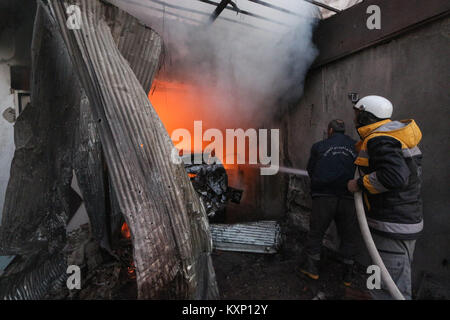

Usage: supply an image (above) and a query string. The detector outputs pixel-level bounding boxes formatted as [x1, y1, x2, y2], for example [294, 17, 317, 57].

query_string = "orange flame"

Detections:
[148, 79, 242, 189]
[121, 222, 131, 239]
[127, 261, 136, 279]
[148, 79, 233, 157]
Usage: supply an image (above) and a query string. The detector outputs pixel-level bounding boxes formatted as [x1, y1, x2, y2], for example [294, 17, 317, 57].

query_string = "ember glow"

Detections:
[127, 262, 136, 279]
[121, 222, 131, 239]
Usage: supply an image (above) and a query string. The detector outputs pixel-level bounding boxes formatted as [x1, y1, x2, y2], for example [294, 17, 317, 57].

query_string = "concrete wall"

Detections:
[281, 15, 450, 283]
[0, 0, 35, 223]
[0, 62, 15, 222]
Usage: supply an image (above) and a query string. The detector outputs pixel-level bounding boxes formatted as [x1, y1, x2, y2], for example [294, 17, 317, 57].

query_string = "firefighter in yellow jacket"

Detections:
[347, 95, 423, 300]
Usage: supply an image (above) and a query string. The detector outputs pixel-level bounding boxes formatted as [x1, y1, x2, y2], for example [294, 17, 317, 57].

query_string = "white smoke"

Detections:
[106, 0, 319, 127]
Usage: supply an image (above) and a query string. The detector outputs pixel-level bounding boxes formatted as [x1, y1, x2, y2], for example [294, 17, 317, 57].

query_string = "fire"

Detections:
[127, 262, 136, 279]
[148, 78, 243, 195]
[149, 80, 203, 152]
[121, 222, 131, 239]
[148, 79, 234, 159]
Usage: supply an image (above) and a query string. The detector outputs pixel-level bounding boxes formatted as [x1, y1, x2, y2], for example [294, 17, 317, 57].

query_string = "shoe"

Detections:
[299, 255, 319, 280]
[343, 263, 354, 287]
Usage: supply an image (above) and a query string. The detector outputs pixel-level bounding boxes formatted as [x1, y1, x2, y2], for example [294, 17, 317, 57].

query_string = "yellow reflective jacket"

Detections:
[355, 119, 424, 240]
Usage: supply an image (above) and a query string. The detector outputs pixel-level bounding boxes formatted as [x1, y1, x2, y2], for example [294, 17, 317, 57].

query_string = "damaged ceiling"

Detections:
[107, 0, 319, 34]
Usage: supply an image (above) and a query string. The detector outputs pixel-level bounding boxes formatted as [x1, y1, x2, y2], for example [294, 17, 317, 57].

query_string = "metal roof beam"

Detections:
[142, 0, 275, 32]
[304, 0, 341, 13]
[247, 0, 300, 16]
[209, 0, 232, 23]
[198, 0, 289, 26]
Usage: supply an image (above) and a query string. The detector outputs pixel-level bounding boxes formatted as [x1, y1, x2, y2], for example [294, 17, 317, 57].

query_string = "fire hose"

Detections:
[354, 169, 405, 300]
[284, 166, 405, 299]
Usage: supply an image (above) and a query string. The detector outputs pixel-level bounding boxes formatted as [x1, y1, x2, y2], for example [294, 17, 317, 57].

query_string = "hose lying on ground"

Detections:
[354, 170, 405, 300]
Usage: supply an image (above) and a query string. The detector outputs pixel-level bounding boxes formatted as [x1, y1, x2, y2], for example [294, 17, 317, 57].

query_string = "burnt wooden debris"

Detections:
[0, 0, 219, 299]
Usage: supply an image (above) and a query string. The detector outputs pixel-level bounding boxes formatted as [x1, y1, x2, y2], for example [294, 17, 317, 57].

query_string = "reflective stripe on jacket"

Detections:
[355, 119, 424, 240]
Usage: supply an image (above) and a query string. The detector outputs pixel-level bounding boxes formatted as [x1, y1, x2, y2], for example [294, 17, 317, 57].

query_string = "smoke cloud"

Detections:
[106, 0, 319, 128]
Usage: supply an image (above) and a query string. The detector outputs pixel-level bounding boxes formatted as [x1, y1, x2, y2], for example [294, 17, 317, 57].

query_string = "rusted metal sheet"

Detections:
[49, 0, 218, 299]
[211, 221, 282, 254]
[313, 0, 450, 67]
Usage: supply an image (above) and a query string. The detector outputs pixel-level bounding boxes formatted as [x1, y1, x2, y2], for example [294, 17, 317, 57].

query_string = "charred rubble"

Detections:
[183, 155, 243, 222]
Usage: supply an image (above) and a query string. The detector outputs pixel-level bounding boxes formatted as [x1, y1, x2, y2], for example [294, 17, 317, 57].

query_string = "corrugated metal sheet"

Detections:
[210, 221, 281, 254]
[0, 256, 15, 276]
[0, 253, 67, 300]
[49, 0, 218, 299]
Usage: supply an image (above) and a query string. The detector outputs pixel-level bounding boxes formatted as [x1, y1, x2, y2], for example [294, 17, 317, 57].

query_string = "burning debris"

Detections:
[183, 154, 243, 222]
[45, 224, 138, 300]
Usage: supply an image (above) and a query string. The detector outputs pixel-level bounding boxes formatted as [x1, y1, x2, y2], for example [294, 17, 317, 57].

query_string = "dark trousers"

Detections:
[305, 196, 358, 262]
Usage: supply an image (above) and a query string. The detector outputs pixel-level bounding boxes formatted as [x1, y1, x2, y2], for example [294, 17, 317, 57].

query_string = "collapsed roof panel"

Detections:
[1, 0, 220, 300]
[48, 0, 219, 299]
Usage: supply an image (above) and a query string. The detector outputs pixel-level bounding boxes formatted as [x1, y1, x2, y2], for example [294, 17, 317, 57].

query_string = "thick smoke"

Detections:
[107, 0, 319, 127]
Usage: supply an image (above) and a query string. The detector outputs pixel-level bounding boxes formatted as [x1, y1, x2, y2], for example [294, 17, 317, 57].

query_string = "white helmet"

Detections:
[354, 95, 393, 119]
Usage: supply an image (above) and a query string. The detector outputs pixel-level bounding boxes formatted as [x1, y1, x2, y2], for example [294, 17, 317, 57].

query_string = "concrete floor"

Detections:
[212, 250, 372, 300]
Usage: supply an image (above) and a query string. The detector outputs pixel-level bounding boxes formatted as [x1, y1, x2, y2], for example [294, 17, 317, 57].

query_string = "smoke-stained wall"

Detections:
[281, 15, 450, 285]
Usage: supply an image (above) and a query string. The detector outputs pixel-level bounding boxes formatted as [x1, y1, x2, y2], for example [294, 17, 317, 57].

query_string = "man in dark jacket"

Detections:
[347, 95, 423, 300]
[300, 119, 359, 286]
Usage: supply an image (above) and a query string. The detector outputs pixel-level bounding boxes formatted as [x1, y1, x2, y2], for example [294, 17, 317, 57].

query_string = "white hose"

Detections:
[354, 170, 405, 300]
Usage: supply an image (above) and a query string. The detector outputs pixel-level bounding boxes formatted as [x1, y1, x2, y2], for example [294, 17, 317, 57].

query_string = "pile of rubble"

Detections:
[45, 224, 137, 300]
[184, 156, 243, 222]
[44, 158, 243, 299]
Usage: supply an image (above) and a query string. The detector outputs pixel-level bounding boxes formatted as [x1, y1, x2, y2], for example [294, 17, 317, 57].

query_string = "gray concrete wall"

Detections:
[0, 62, 15, 221]
[281, 16, 450, 283]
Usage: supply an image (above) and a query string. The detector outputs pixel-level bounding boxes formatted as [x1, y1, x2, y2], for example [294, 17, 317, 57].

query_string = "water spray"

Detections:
[278, 166, 309, 177]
